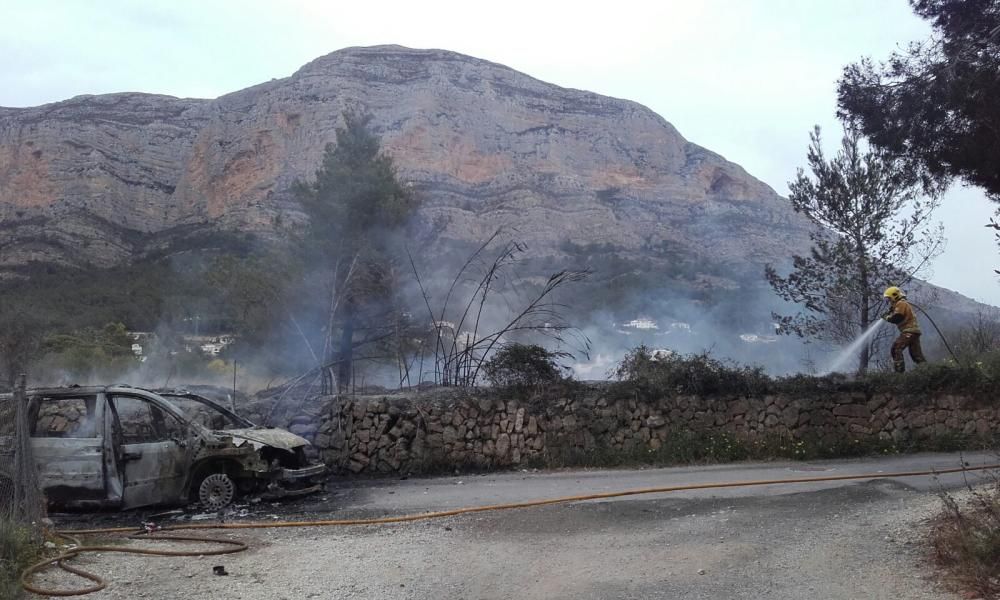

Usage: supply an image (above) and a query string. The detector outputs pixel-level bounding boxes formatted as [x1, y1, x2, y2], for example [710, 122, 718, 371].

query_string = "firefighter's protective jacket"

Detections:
[886, 299, 921, 334]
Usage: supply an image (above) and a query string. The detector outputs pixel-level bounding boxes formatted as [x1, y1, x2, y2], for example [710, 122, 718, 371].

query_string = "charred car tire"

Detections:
[196, 472, 237, 510]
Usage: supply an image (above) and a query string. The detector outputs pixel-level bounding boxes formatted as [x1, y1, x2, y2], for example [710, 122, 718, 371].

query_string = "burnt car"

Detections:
[0, 385, 325, 510]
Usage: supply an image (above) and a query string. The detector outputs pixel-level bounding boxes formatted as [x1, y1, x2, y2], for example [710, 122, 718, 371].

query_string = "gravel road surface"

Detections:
[36, 452, 993, 599]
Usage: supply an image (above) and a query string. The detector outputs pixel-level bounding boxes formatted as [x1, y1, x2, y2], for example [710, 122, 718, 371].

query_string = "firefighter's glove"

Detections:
[881, 313, 892, 321]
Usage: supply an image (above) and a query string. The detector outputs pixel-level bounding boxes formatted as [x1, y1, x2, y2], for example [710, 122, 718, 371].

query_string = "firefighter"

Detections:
[882, 286, 926, 373]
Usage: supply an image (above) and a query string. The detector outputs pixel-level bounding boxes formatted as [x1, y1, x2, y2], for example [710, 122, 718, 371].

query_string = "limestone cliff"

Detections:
[0, 45, 811, 278]
[3, 45, 987, 320]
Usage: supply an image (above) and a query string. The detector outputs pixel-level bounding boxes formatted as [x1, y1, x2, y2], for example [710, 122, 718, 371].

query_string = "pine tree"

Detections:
[765, 126, 943, 374]
[296, 112, 415, 391]
[837, 0, 1000, 200]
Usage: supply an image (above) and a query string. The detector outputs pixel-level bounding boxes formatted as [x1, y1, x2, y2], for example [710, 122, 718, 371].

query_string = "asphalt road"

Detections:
[327, 451, 996, 514]
[41, 452, 993, 599]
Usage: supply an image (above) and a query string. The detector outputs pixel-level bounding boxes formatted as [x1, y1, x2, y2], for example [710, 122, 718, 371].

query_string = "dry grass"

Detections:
[931, 474, 1000, 599]
[0, 518, 38, 599]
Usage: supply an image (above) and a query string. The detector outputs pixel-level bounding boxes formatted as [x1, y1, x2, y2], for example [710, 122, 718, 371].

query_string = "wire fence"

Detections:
[0, 375, 45, 528]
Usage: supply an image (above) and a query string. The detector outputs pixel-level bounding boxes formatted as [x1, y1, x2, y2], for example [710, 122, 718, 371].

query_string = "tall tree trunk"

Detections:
[857, 244, 871, 376]
[321, 262, 341, 395]
[857, 285, 871, 376]
[858, 309, 870, 375]
[321, 254, 358, 394]
[337, 300, 355, 392]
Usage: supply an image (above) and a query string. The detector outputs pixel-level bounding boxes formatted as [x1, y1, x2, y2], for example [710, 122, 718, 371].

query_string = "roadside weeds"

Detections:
[931, 470, 1000, 599]
[0, 518, 39, 599]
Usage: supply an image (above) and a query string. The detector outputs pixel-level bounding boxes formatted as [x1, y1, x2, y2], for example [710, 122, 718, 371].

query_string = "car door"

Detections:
[109, 394, 192, 509]
[29, 393, 108, 507]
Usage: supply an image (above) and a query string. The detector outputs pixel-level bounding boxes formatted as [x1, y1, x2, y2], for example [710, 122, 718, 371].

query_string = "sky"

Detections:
[1, 0, 997, 305]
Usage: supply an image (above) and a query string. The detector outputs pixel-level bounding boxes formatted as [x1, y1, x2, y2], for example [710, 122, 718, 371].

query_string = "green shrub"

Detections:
[861, 351, 1000, 400]
[609, 345, 1000, 401]
[37, 322, 138, 381]
[483, 344, 568, 390]
[611, 346, 770, 397]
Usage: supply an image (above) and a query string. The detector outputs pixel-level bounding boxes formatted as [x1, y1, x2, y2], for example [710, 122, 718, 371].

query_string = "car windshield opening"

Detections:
[161, 395, 252, 430]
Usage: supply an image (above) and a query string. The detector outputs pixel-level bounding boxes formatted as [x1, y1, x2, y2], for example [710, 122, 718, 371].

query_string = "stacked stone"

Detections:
[36, 402, 87, 435]
[245, 384, 1000, 476]
[311, 395, 548, 474]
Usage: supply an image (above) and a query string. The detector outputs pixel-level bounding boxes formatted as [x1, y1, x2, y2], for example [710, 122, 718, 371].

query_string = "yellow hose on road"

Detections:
[23, 462, 1000, 596]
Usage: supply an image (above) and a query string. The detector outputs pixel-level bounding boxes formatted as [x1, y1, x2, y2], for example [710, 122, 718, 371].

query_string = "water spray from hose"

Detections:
[818, 319, 886, 376]
[821, 296, 963, 376]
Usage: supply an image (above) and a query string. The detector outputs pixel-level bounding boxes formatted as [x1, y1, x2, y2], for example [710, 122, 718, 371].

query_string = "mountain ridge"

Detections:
[0, 45, 988, 321]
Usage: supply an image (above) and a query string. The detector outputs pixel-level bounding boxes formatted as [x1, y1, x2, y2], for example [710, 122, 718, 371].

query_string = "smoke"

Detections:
[565, 289, 826, 380]
[18, 170, 984, 395]
[20, 227, 966, 394]
[112, 224, 839, 392]
[379, 217, 840, 383]
[14, 211, 870, 396]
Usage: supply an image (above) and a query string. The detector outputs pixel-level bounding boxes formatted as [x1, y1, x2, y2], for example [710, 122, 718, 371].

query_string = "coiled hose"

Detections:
[22, 462, 1000, 597]
[21, 531, 247, 597]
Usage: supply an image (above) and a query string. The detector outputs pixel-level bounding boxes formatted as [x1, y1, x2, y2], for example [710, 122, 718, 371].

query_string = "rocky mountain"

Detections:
[0, 46, 810, 270]
[0, 45, 987, 320]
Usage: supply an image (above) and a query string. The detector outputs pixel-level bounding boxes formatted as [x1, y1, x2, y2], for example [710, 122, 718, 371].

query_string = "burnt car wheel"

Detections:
[198, 473, 236, 510]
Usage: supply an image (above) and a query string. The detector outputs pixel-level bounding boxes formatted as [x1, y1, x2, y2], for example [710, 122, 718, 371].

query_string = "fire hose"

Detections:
[20, 532, 247, 597]
[22, 461, 1000, 597]
[909, 302, 963, 365]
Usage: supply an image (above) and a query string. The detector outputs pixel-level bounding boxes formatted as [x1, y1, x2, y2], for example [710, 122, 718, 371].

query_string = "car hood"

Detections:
[215, 428, 310, 451]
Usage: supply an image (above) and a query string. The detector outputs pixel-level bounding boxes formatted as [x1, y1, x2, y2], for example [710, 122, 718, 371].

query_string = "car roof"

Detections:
[19, 385, 193, 419]
[26, 383, 169, 394]
[2, 384, 154, 396]
[26, 385, 108, 395]
[25, 385, 147, 396]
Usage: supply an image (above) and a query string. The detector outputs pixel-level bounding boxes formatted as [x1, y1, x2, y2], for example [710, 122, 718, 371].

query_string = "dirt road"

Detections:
[38, 452, 991, 599]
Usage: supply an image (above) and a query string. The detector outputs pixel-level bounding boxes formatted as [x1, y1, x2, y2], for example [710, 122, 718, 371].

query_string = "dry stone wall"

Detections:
[252, 385, 1000, 475]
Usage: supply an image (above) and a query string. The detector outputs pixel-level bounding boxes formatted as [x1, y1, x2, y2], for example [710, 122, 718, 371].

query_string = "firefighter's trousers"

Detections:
[891, 332, 926, 373]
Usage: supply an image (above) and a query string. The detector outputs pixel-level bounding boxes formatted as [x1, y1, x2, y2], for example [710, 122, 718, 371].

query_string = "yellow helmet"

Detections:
[883, 286, 905, 302]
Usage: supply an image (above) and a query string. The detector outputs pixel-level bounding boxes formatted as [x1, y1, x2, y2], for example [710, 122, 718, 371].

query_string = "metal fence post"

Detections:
[7, 373, 43, 525]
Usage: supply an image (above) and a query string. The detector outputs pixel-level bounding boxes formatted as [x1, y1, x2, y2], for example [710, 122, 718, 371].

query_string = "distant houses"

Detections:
[127, 331, 235, 358]
[623, 318, 658, 330]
